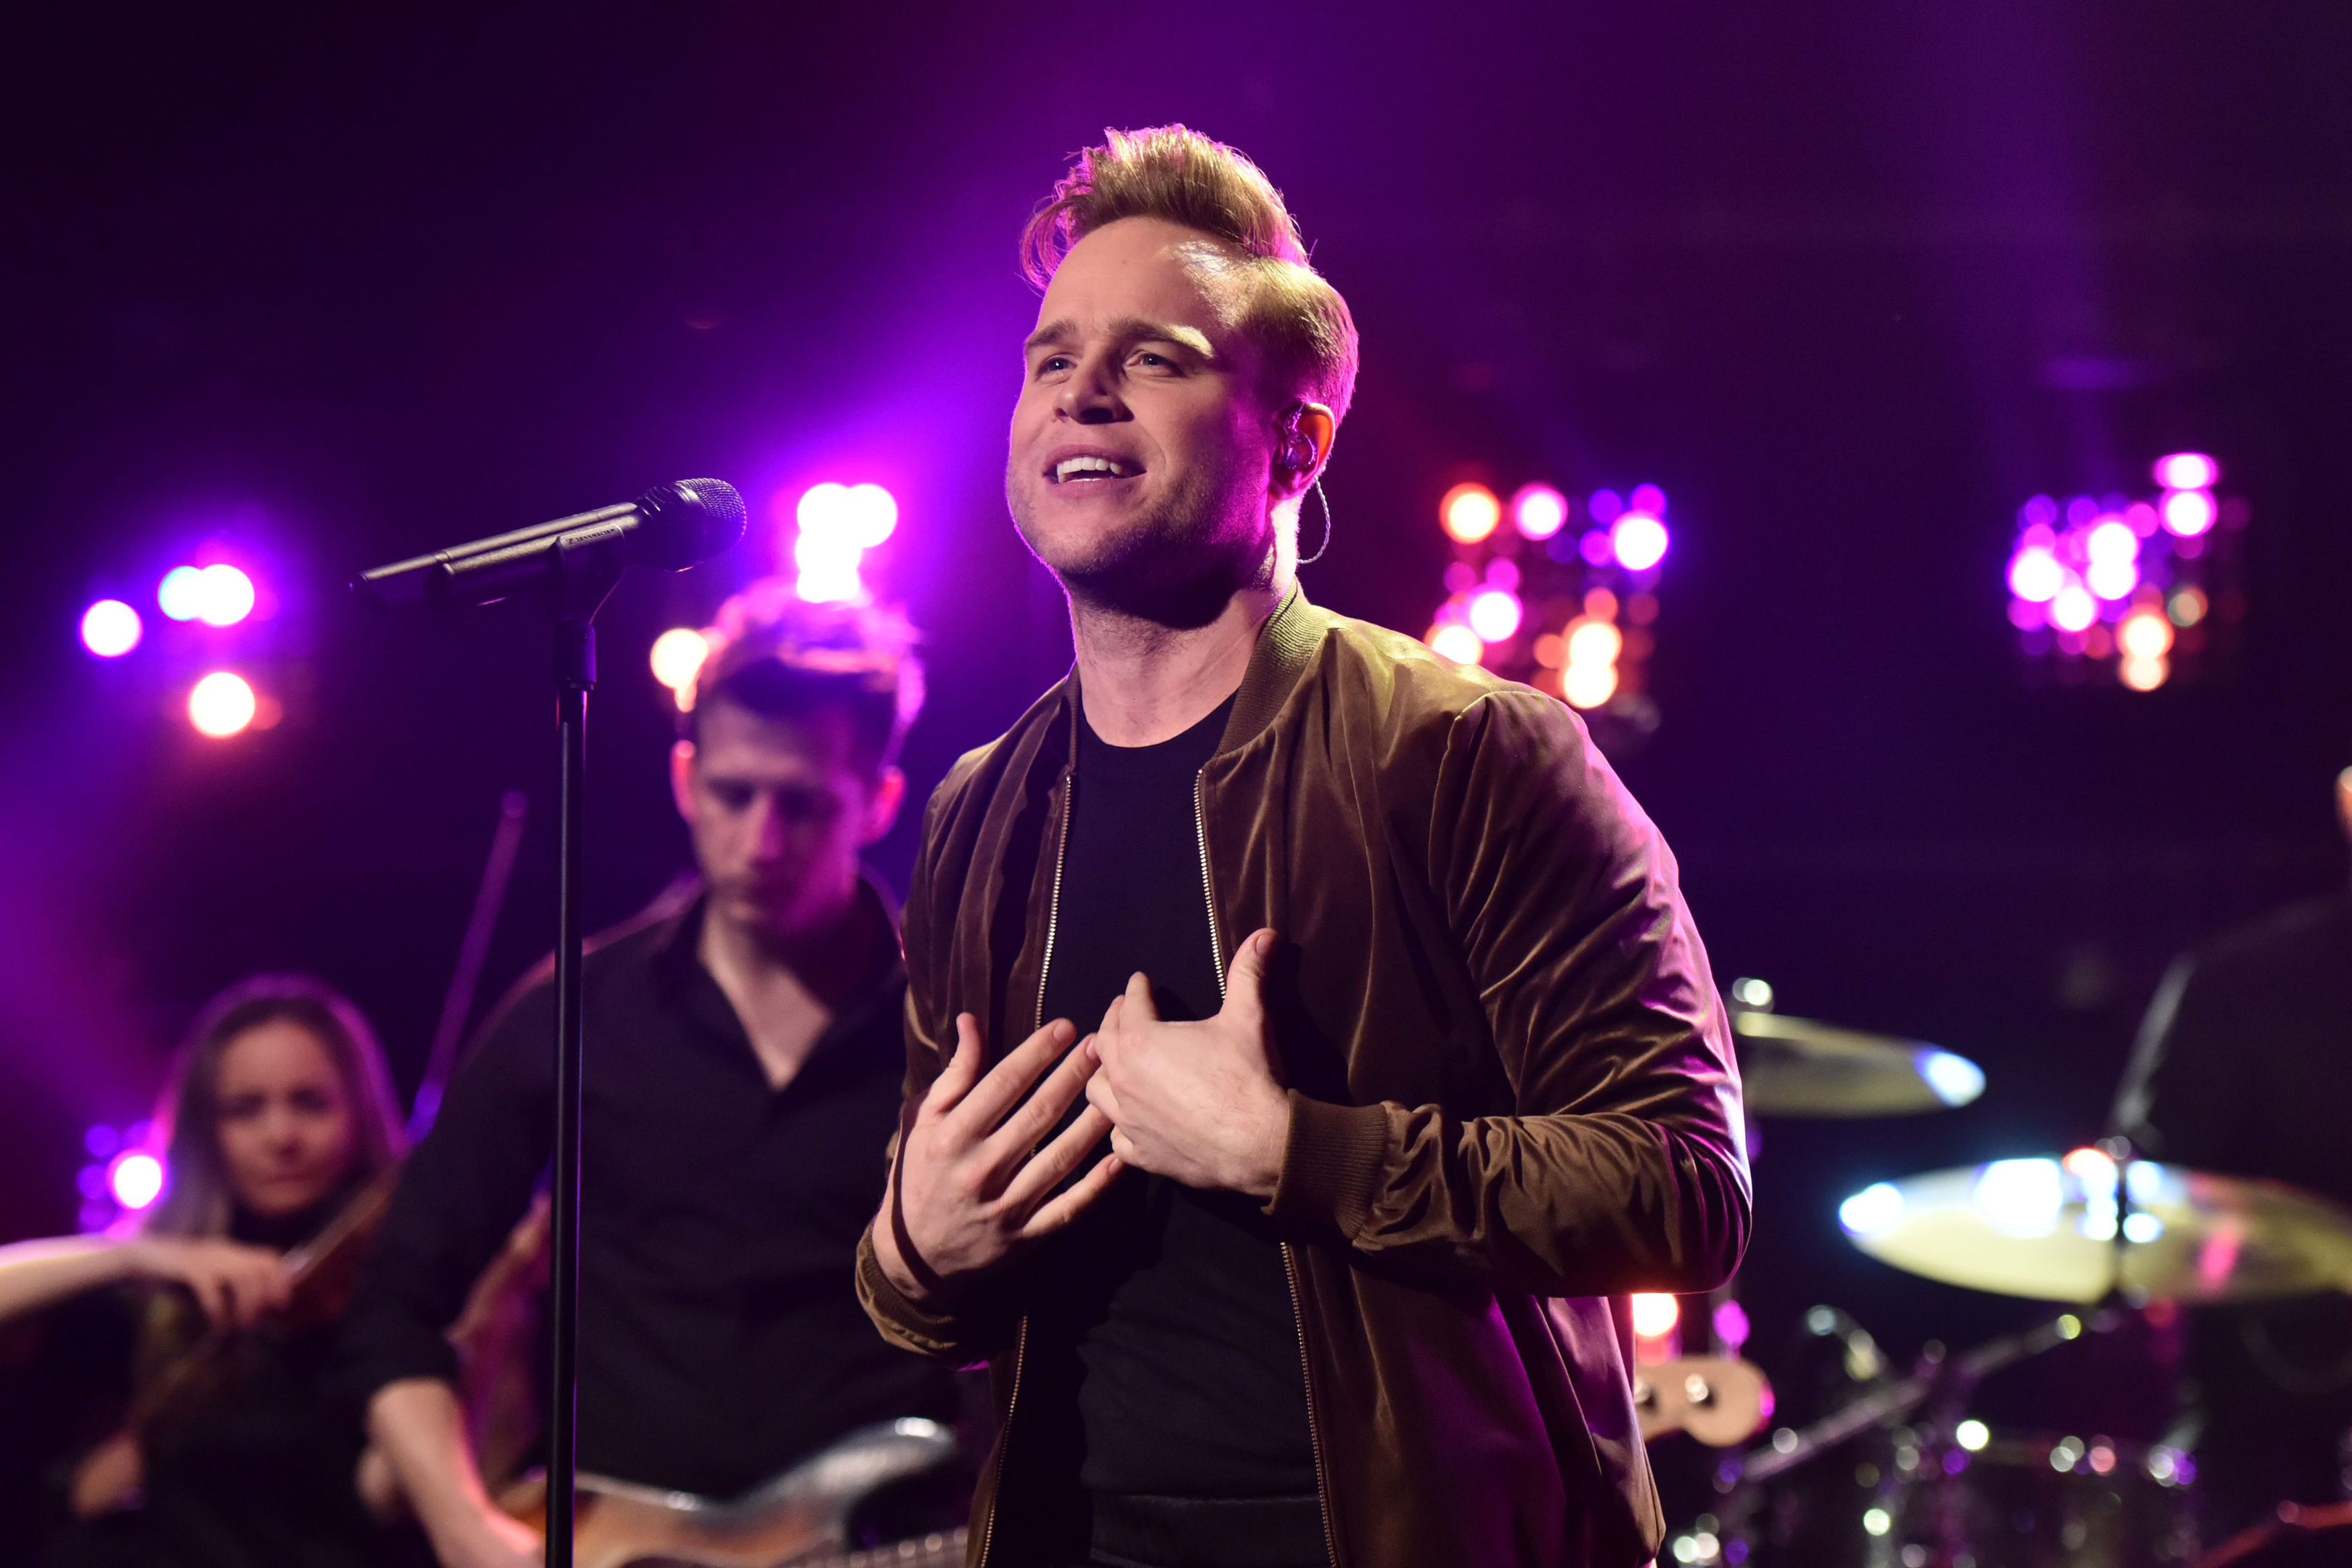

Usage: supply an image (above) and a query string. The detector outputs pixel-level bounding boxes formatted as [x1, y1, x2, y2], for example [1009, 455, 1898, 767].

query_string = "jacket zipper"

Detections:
[1198, 767, 1342, 1567]
[1282, 1243, 1342, 1567]
[983, 772, 1069, 1568]
[976, 1315, 1030, 1568]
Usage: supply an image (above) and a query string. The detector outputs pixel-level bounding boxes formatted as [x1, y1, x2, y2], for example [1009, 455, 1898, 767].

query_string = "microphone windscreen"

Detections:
[634, 478, 747, 570]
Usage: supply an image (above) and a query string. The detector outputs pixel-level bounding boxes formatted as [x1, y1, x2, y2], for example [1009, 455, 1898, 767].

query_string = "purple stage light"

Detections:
[1578, 528, 1614, 566]
[1610, 513, 1669, 572]
[2020, 495, 2059, 528]
[81, 599, 142, 657]
[107, 1151, 164, 1211]
[2154, 452, 2218, 491]
[1587, 489, 1624, 526]
[1510, 484, 1569, 541]
[1628, 483, 1667, 517]
[1466, 587, 1523, 642]
[85, 1124, 120, 1159]
[1442, 561, 1477, 595]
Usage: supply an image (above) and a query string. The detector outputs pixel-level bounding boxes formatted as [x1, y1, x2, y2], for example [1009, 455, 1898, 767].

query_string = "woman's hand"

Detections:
[122, 1236, 293, 1330]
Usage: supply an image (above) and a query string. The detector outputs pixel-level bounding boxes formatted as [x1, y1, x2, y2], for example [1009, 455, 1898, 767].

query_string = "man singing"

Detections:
[345, 589, 957, 1567]
[859, 127, 1751, 1568]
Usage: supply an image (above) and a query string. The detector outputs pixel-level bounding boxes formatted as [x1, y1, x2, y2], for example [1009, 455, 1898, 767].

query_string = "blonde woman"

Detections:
[0, 975, 420, 1567]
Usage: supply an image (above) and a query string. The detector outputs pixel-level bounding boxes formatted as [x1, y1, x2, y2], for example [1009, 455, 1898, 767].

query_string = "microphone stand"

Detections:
[544, 539, 623, 1568]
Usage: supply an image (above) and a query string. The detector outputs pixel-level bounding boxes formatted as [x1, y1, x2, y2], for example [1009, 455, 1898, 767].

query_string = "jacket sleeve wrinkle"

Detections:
[856, 775, 1022, 1365]
[1273, 690, 1750, 1297]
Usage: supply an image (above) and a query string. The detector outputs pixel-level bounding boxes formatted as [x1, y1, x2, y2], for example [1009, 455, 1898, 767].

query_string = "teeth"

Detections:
[1055, 456, 1130, 483]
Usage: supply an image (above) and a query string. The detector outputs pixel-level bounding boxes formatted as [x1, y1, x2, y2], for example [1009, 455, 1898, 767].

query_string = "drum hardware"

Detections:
[1727, 979, 1985, 1120]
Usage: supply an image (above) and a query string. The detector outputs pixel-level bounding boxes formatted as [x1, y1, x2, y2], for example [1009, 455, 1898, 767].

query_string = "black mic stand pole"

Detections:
[546, 540, 623, 1568]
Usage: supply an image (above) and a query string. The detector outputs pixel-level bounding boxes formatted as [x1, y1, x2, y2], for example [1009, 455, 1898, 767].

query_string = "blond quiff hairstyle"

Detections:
[1021, 126, 1359, 423]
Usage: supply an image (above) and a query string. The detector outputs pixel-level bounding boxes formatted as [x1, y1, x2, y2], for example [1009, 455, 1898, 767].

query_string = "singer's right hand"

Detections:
[874, 1014, 1124, 1304]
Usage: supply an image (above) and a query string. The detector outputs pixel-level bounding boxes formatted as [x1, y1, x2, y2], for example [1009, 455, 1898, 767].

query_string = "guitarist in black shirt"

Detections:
[344, 587, 958, 1568]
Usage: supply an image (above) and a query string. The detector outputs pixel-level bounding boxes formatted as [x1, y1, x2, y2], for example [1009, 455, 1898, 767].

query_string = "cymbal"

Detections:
[1731, 1010, 1985, 1117]
[1839, 1152, 2352, 1304]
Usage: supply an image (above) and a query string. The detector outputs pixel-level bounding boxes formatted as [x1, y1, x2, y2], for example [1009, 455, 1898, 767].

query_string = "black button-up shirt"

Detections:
[341, 880, 955, 1498]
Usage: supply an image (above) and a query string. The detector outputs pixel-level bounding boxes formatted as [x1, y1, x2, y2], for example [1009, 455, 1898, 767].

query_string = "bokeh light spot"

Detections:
[2154, 452, 2218, 491]
[1466, 588, 1523, 642]
[107, 1151, 164, 1210]
[1561, 661, 1617, 709]
[158, 565, 207, 621]
[2007, 546, 2063, 603]
[2049, 581, 2098, 633]
[649, 627, 709, 706]
[1510, 484, 1569, 541]
[1439, 483, 1500, 544]
[1428, 623, 1484, 665]
[81, 600, 142, 657]
[1610, 513, 1670, 572]
[2160, 489, 2217, 537]
[1630, 1292, 1680, 1339]
[195, 564, 256, 626]
[2118, 609, 2173, 661]
[188, 671, 258, 738]
[2119, 654, 2170, 692]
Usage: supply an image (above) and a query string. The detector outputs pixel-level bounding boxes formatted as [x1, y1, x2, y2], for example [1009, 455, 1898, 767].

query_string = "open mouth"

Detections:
[1049, 455, 1143, 484]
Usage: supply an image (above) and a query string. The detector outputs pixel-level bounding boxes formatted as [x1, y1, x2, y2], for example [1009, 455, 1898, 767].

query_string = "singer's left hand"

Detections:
[1086, 928, 1289, 1198]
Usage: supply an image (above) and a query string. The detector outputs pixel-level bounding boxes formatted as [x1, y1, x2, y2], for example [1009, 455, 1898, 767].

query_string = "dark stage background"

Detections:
[4, 1, 2348, 1445]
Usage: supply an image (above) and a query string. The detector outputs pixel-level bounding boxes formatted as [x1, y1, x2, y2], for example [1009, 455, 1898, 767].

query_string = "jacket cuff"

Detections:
[854, 1224, 965, 1361]
[1267, 1091, 1389, 1236]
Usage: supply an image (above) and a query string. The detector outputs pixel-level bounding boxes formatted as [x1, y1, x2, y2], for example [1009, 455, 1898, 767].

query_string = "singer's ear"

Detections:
[669, 740, 698, 825]
[861, 765, 907, 847]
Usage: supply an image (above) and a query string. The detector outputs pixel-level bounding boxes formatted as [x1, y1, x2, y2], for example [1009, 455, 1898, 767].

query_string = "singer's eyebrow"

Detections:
[1022, 317, 1217, 360]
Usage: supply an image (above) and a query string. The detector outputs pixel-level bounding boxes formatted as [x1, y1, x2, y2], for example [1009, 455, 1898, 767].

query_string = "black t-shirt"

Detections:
[1031, 695, 1317, 1501]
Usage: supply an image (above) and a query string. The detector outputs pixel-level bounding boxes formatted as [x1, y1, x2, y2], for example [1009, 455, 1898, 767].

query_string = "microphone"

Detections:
[352, 478, 747, 610]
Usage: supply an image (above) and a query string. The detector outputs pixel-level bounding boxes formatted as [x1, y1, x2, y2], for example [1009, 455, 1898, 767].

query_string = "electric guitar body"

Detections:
[502, 1418, 966, 1568]
[1635, 1355, 1773, 1447]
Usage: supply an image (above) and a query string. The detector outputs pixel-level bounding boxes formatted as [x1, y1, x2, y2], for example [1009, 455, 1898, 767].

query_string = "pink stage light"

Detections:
[81, 600, 142, 657]
[107, 1151, 164, 1210]
[1578, 528, 1614, 566]
[188, 671, 258, 738]
[1628, 483, 1667, 517]
[1466, 588, 1523, 642]
[2154, 452, 2219, 491]
[2007, 545, 2064, 603]
[1510, 485, 1569, 541]
[1609, 513, 1670, 572]
[2161, 489, 2217, 537]
[1485, 558, 1521, 592]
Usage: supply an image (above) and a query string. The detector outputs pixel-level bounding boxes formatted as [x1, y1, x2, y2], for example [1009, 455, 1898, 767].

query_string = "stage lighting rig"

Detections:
[1424, 478, 1672, 756]
[2002, 452, 2245, 691]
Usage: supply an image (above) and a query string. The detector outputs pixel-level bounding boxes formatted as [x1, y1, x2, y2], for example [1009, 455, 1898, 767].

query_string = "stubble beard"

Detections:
[1008, 456, 1273, 632]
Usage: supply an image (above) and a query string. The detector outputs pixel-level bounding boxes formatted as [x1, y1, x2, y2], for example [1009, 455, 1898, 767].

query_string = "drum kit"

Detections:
[1643, 981, 2352, 1568]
